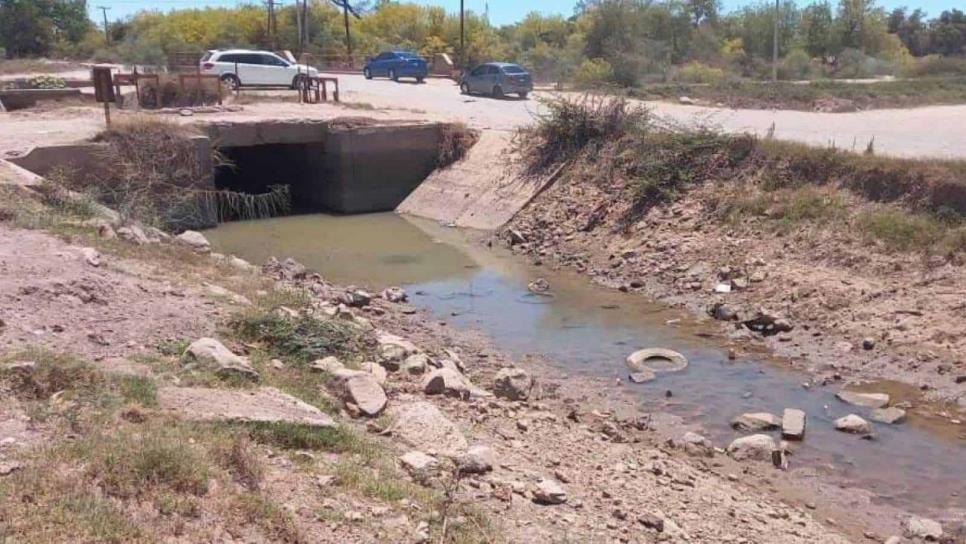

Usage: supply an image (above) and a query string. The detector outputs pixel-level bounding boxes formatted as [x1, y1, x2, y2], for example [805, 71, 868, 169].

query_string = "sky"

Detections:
[89, 0, 964, 29]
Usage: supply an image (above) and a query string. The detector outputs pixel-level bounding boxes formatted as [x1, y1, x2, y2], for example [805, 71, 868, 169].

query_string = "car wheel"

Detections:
[460, 82, 469, 95]
[291, 74, 307, 90]
[363, 67, 372, 79]
[416, 76, 425, 83]
[518, 91, 529, 99]
[492, 85, 504, 98]
[220, 73, 240, 90]
[389, 68, 398, 81]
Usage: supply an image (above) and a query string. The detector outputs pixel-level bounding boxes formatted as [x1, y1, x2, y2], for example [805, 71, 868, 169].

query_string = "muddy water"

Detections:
[208, 213, 965, 516]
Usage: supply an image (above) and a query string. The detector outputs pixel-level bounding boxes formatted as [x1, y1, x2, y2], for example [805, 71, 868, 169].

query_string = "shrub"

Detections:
[779, 49, 812, 80]
[437, 123, 480, 168]
[229, 311, 374, 363]
[674, 62, 725, 84]
[573, 58, 614, 89]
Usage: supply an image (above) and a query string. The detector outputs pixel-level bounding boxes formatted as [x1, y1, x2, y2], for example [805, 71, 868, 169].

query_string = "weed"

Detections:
[212, 432, 263, 490]
[1, 348, 103, 401]
[230, 311, 374, 364]
[229, 493, 304, 543]
[156, 337, 190, 357]
[857, 209, 947, 252]
[116, 375, 158, 407]
[246, 422, 363, 453]
[437, 123, 480, 168]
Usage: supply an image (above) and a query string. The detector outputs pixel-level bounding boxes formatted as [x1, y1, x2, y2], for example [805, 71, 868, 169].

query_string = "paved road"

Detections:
[2, 73, 966, 159]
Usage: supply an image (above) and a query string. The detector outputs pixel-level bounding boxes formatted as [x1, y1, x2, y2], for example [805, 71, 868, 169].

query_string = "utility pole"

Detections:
[342, 0, 352, 59]
[460, 0, 465, 67]
[97, 6, 111, 45]
[772, 0, 779, 81]
[266, 0, 279, 50]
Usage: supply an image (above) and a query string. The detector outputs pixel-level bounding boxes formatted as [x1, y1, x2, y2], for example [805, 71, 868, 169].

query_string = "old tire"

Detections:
[625, 348, 688, 374]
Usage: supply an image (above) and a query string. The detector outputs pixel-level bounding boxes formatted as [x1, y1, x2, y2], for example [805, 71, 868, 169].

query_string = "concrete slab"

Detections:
[158, 386, 336, 427]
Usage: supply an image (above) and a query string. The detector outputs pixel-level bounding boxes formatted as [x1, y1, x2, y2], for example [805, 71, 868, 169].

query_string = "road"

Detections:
[2, 73, 966, 159]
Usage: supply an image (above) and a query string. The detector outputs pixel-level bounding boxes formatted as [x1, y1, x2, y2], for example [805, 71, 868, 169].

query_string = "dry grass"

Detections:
[437, 122, 480, 168]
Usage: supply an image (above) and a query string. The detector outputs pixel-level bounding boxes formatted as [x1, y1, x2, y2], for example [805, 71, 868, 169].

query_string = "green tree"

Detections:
[0, 0, 91, 57]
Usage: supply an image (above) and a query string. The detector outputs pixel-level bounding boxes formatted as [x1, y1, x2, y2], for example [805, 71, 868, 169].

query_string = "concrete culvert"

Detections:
[625, 348, 689, 374]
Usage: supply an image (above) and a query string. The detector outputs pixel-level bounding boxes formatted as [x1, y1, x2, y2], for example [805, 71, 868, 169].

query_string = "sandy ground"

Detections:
[4, 74, 966, 158]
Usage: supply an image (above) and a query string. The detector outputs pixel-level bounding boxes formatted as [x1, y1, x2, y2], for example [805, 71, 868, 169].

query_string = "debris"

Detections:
[781, 408, 806, 440]
[625, 348, 688, 374]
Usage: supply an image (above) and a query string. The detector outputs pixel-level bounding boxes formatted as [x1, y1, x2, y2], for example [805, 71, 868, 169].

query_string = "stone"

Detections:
[361, 361, 388, 385]
[184, 338, 258, 381]
[507, 228, 527, 245]
[726, 434, 776, 462]
[204, 283, 251, 305]
[157, 386, 334, 427]
[310, 356, 344, 373]
[227, 255, 257, 273]
[0, 461, 23, 476]
[884, 537, 901, 544]
[456, 444, 494, 475]
[834, 414, 873, 435]
[862, 337, 876, 350]
[117, 225, 153, 245]
[79, 247, 100, 267]
[97, 223, 116, 239]
[870, 407, 907, 424]
[678, 96, 695, 105]
[380, 286, 407, 303]
[679, 431, 713, 457]
[422, 368, 470, 399]
[399, 451, 438, 473]
[710, 303, 738, 321]
[638, 513, 665, 532]
[836, 391, 890, 409]
[731, 412, 782, 431]
[401, 353, 429, 375]
[903, 516, 943, 541]
[176, 230, 210, 252]
[340, 289, 372, 307]
[533, 479, 567, 505]
[390, 401, 467, 455]
[278, 257, 307, 279]
[492, 367, 534, 401]
[625, 348, 688, 374]
[3, 361, 36, 374]
[781, 408, 806, 440]
[629, 369, 656, 383]
[376, 331, 419, 370]
[343, 375, 387, 417]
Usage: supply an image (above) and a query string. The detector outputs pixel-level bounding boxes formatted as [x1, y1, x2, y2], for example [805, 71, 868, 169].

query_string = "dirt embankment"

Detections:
[500, 98, 966, 415]
[0, 175, 933, 542]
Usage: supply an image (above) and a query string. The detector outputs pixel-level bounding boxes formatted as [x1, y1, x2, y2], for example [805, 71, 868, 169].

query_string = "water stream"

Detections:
[207, 212, 965, 516]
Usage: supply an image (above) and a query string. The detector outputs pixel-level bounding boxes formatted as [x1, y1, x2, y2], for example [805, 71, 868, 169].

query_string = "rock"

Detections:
[903, 516, 943, 541]
[184, 338, 258, 381]
[834, 414, 873, 434]
[679, 431, 713, 457]
[884, 537, 901, 544]
[79, 247, 101, 267]
[360, 361, 387, 385]
[862, 337, 876, 350]
[310, 356, 344, 373]
[836, 391, 890, 409]
[870, 407, 907, 424]
[507, 228, 527, 245]
[157, 386, 334, 427]
[625, 348, 688, 374]
[117, 225, 153, 245]
[176, 230, 210, 252]
[533, 479, 567, 505]
[227, 255, 257, 273]
[422, 368, 471, 399]
[3, 361, 36, 374]
[400, 451, 438, 474]
[678, 96, 695, 105]
[343, 375, 387, 417]
[415, 521, 431, 543]
[710, 302, 738, 321]
[376, 331, 419, 370]
[731, 412, 782, 431]
[638, 513, 665, 532]
[742, 310, 793, 335]
[781, 408, 806, 440]
[726, 434, 776, 462]
[390, 401, 467, 455]
[0, 461, 23, 476]
[492, 367, 534, 401]
[380, 286, 407, 303]
[401, 354, 429, 375]
[456, 444, 494, 475]
[279, 257, 307, 279]
[97, 223, 116, 239]
[629, 369, 656, 383]
[204, 283, 251, 305]
[340, 289, 372, 308]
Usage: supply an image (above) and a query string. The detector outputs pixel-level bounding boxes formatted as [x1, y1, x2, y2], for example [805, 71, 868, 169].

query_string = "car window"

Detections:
[397, 52, 418, 59]
[470, 65, 487, 76]
[501, 65, 526, 74]
[237, 54, 261, 64]
[201, 52, 213, 62]
[377, 52, 393, 61]
[485, 65, 500, 75]
[262, 54, 288, 67]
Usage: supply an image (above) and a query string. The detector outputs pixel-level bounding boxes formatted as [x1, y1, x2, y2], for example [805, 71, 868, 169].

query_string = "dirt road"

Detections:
[3, 74, 966, 159]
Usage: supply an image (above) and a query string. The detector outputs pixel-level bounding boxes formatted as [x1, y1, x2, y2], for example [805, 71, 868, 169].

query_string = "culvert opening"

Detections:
[215, 144, 324, 214]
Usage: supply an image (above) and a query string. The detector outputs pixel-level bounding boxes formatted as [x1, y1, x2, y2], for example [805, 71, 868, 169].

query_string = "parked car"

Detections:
[460, 62, 532, 98]
[200, 49, 317, 89]
[363, 51, 428, 82]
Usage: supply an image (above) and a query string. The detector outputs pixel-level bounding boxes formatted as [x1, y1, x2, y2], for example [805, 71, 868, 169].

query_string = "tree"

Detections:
[801, 1, 834, 57]
[0, 0, 91, 57]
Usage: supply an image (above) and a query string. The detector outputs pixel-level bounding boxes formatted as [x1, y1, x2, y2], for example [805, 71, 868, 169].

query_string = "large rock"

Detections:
[380, 287, 408, 303]
[679, 431, 713, 457]
[390, 401, 467, 455]
[422, 368, 471, 399]
[533, 479, 567, 505]
[726, 434, 777, 461]
[117, 225, 154, 245]
[376, 331, 419, 370]
[310, 356, 345, 374]
[157, 386, 334, 427]
[870, 407, 906, 424]
[835, 391, 890, 409]
[361, 361, 388, 385]
[903, 516, 943, 541]
[834, 414, 873, 434]
[184, 338, 259, 381]
[781, 408, 806, 440]
[343, 375, 387, 417]
[400, 451, 439, 474]
[731, 412, 782, 431]
[176, 230, 211, 253]
[492, 367, 534, 401]
[401, 354, 429, 375]
[455, 444, 494, 475]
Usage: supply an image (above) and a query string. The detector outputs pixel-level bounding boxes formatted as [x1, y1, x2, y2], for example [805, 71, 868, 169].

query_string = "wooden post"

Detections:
[103, 102, 111, 128]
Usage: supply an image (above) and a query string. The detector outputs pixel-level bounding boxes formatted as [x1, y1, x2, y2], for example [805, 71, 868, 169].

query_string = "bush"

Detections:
[901, 55, 966, 78]
[230, 311, 374, 363]
[779, 49, 812, 80]
[573, 58, 614, 89]
[674, 62, 725, 84]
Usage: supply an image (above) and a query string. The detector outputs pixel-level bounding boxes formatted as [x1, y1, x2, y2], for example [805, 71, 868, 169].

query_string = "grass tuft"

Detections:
[230, 311, 374, 364]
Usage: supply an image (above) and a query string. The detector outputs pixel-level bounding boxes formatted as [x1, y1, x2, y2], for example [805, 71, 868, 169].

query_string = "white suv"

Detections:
[200, 49, 318, 89]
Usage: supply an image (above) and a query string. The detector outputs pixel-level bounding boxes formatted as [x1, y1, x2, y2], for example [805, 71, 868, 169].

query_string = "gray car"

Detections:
[459, 62, 533, 99]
